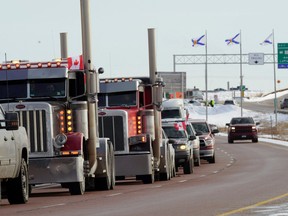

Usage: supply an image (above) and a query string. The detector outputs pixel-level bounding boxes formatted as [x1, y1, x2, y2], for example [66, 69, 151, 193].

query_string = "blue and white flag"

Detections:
[225, 33, 240, 45]
[191, 34, 205, 47]
[260, 33, 273, 45]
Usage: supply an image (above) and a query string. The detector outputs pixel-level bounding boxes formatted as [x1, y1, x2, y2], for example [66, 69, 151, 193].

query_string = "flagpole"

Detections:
[272, 29, 278, 126]
[239, 30, 243, 117]
[205, 30, 208, 121]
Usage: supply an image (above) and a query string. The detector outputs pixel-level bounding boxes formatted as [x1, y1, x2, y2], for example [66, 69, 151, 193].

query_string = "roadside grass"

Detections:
[258, 121, 288, 141]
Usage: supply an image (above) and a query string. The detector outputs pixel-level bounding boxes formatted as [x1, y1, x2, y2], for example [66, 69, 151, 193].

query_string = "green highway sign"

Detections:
[278, 43, 288, 68]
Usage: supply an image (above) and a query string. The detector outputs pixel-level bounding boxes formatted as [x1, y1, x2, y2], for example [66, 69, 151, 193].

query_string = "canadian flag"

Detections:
[174, 122, 186, 131]
[67, 55, 84, 70]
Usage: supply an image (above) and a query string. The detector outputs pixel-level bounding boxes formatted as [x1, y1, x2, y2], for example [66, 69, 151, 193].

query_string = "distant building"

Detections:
[158, 72, 186, 98]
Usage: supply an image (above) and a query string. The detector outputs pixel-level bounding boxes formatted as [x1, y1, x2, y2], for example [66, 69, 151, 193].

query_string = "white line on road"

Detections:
[41, 203, 66, 209]
[151, 185, 162, 188]
[107, 193, 122, 197]
[178, 180, 187, 183]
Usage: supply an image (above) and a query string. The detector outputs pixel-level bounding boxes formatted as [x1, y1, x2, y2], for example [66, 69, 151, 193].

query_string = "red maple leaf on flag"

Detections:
[68, 55, 83, 69]
[73, 59, 79, 66]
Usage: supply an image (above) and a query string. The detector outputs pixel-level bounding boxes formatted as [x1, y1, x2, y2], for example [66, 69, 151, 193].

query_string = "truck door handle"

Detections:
[4, 136, 8, 141]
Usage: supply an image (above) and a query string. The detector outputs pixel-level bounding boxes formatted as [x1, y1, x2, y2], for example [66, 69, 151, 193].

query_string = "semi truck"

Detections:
[0, 59, 115, 195]
[95, 28, 174, 183]
[97, 76, 174, 182]
[0, 0, 115, 195]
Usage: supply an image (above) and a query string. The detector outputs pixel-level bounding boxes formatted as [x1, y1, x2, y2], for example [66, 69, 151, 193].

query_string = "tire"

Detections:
[95, 143, 114, 191]
[7, 158, 29, 204]
[68, 180, 85, 195]
[208, 153, 215, 164]
[183, 157, 193, 174]
[194, 152, 201, 167]
[228, 138, 234, 143]
[142, 174, 155, 184]
[252, 138, 258, 143]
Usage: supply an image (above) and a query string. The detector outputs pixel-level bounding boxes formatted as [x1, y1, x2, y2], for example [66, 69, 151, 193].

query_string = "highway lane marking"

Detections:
[107, 193, 122, 197]
[217, 192, 288, 216]
[151, 185, 162, 188]
[178, 180, 187, 183]
[41, 203, 66, 209]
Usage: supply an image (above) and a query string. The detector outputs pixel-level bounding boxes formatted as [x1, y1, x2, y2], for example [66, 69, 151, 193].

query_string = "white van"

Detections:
[161, 99, 189, 120]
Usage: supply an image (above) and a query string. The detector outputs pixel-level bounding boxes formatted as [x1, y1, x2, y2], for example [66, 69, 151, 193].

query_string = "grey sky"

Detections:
[1, 0, 288, 92]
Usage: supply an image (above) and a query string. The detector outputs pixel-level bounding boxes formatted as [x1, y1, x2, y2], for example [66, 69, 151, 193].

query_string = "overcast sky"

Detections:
[1, 0, 288, 92]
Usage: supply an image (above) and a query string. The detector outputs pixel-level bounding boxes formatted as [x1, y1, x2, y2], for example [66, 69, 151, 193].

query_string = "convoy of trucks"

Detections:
[0, 0, 115, 197]
[0, 0, 217, 205]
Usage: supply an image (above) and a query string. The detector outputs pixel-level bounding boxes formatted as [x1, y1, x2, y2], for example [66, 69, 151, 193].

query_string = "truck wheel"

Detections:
[7, 158, 29, 204]
[159, 172, 169, 181]
[109, 142, 115, 190]
[194, 152, 201, 167]
[183, 158, 193, 174]
[228, 138, 234, 143]
[68, 180, 85, 195]
[142, 174, 154, 184]
[208, 153, 216, 164]
[252, 138, 258, 143]
[95, 143, 114, 190]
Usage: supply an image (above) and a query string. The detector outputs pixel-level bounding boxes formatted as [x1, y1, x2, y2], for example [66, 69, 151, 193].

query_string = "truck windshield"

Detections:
[0, 79, 66, 100]
[191, 122, 210, 134]
[163, 127, 187, 139]
[30, 79, 66, 98]
[162, 109, 181, 119]
[0, 80, 27, 99]
[99, 91, 137, 107]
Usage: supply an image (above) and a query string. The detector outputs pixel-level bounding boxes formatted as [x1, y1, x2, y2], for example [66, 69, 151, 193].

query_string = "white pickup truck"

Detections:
[0, 105, 30, 204]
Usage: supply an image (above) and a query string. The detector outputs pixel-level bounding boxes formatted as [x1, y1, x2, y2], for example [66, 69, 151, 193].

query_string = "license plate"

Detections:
[241, 135, 247, 138]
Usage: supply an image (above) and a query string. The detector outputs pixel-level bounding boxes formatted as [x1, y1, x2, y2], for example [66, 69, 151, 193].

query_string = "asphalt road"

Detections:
[242, 91, 288, 114]
[1, 136, 288, 216]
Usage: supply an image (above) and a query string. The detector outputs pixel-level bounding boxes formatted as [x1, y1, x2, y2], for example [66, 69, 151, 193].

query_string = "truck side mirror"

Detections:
[189, 135, 196, 140]
[5, 112, 19, 130]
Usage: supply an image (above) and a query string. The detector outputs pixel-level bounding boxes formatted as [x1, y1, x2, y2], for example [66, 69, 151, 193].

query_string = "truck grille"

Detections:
[199, 139, 206, 147]
[98, 116, 124, 151]
[17, 110, 48, 153]
[235, 126, 252, 133]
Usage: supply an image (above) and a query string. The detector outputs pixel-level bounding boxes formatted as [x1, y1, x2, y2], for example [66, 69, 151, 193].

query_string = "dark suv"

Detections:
[162, 120, 194, 174]
[226, 117, 259, 143]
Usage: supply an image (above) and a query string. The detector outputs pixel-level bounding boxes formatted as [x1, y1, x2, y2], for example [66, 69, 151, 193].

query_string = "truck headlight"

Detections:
[179, 145, 187, 150]
[54, 133, 67, 148]
[205, 138, 213, 145]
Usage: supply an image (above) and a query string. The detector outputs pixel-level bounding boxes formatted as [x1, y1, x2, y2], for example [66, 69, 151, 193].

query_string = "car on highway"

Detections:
[185, 122, 201, 166]
[280, 98, 288, 109]
[223, 99, 238, 106]
[187, 99, 202, 106]
[0, 106, 30, 204]
[226, 117, 259, 143]
[188, 119, 219, 164]
[162, 120, 194, 174]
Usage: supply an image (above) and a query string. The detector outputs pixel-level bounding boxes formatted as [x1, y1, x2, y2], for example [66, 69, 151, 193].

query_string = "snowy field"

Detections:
[184, 89, 288, 146]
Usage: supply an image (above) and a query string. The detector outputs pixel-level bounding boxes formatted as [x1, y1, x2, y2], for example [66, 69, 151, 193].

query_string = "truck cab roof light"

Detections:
[0, 60, 69, 70]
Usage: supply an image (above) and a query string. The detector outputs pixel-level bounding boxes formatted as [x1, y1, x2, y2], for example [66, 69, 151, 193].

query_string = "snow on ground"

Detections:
[184, 89, 288, 147]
